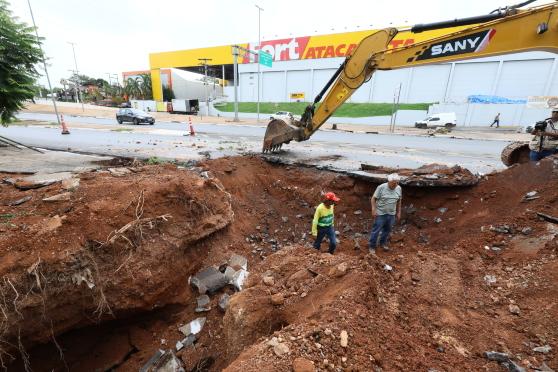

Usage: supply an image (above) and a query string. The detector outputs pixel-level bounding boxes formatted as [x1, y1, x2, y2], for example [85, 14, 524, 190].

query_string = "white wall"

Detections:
[430, 103, 551, 127]
[236, 51, 558, 104]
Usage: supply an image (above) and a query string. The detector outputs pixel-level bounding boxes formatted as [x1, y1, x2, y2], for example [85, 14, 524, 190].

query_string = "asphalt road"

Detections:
[5, 113, 510, 173]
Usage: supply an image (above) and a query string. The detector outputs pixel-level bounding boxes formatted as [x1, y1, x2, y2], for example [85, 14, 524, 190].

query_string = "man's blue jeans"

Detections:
[369, 214, 395, 248]
[314, 225, 336, 254]
[530, 149, 557, 161]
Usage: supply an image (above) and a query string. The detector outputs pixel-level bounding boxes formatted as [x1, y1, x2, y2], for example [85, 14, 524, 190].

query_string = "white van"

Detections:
[415, 113, 457, 129]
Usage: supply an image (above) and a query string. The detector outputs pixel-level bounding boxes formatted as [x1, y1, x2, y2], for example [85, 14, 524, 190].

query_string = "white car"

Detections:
[270, 111, 295, 121]
[415, 112, 457, 129]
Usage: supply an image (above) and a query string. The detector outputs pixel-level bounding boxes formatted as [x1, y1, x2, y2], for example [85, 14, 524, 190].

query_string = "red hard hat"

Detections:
[324, 192, 340, 202]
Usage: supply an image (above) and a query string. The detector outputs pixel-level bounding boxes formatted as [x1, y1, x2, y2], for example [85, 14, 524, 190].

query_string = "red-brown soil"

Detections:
[0, 155, 556, 371]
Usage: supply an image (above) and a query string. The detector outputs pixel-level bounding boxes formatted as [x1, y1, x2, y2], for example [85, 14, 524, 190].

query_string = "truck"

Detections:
[170, 99, 199, 114]
[414, 113, 457, 129]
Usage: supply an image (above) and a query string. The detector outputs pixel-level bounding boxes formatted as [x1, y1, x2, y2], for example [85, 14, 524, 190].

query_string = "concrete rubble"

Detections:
[195, 294, 211, 313]
[176, 317, 206, 351]
[189, 267, 228, 294]
[140, 349, 185, 372]
[218, 293, 230, 312]
[189, 254, 249, 294]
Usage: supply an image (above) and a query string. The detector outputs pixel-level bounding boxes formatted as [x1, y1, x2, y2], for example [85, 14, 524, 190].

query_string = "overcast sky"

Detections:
[8, 0, 552, 88]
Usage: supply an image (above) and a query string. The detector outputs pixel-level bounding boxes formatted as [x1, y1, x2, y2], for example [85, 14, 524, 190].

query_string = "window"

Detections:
[429, 117, 440, 121]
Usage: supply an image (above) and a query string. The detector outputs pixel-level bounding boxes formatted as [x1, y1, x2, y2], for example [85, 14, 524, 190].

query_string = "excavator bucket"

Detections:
[262, 119, 300, 152]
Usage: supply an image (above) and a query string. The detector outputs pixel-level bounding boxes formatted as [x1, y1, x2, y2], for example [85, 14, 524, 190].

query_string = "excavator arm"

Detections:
[262, 0, 558, 152]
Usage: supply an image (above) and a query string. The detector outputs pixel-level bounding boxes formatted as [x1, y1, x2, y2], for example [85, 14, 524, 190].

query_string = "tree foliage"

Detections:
[124, 74, 153, 100]
[0, 0, 42, 125]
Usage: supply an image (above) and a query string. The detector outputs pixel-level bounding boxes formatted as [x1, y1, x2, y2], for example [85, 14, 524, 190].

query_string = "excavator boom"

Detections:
[262, 1, 558, 152]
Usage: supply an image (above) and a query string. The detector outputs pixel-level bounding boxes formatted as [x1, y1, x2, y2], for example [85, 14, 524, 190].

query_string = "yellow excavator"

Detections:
[262, 0, 558, 165]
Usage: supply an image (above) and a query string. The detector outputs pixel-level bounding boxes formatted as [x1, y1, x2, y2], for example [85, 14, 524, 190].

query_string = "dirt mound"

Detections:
[0, 164, 233, 365]
[1, 155, 557, 371]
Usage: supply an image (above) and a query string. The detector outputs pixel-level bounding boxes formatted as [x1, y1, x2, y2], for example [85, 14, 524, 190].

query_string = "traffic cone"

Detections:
[188, 116, 195, 136]
[60, 114, 70, 135]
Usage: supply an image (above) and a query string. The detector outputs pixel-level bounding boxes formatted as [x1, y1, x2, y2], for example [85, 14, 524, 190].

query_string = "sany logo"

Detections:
[243, 37, 310, 63]
[416, 29, 496, 61]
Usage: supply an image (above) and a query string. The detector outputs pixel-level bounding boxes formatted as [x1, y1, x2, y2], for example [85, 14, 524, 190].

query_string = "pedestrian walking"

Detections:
[490, 113, 501, 128]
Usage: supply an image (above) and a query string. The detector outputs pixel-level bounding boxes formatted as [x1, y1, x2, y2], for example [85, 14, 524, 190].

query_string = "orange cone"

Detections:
[188, 116, 195, 136]
[60, 114, 70, 135]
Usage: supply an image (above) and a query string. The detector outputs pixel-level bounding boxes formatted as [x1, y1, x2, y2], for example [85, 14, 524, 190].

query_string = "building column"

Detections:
[443, 63, 456, 103]
[490, 60, 504, 96]
[150, 69, 164, 102]
[543, 58, 558, 95]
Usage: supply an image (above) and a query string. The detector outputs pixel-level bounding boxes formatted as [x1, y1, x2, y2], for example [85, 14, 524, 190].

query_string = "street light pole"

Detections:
[232, 46, 239, 122]
[198, 58, 212, 117]
[68, 42, 85, 112]
[26, 0, 60, 126]
[255, 5, 263, 123]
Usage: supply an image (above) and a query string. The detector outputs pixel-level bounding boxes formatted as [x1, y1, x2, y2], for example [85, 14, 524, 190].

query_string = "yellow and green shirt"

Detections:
[312, 203, 334, 235]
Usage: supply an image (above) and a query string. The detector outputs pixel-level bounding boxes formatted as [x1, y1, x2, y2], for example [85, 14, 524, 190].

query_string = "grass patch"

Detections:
[215, 102, 431, 118]
[146, 156, 166, 165]
[0, 214, 15, 220]
[111, 128, 134, 132]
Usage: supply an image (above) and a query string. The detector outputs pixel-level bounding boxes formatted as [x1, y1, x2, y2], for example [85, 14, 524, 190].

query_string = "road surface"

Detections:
[3, 113, 511, 174]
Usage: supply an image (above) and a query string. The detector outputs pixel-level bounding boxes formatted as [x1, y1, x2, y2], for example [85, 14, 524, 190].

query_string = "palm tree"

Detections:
[138, 74, 152, 100]
[124, 77, 141, 99]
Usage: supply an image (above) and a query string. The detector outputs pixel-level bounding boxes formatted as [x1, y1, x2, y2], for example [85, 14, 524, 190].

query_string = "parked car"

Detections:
[415, 113, 456, 129]
[116, 108, 155, 125]
[270, 111, 294, 121]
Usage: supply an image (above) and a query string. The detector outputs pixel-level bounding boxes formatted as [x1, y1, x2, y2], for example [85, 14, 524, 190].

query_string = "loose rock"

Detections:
[340, 330, 348, 348]
[273, 343, 290, 356]
[508, 304, 520, 315]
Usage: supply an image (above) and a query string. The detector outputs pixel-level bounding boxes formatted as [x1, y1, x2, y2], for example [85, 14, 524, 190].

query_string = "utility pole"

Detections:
[232, 46, 239, 122]
[198, 58, 212, 117]
[26, 0, 60, 127]
[255, 4, 263, 123]
[232, 45, 258, 123]
[68, 42, 85, 112]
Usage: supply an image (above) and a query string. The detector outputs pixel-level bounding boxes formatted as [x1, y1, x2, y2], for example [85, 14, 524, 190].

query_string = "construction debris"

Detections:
[195, 295, 211, 313]
[140, 349, 185, 372]
[189, 267, 228, 294]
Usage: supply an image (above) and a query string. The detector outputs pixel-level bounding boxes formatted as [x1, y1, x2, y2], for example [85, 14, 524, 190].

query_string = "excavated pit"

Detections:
[1, 155, 557, 371]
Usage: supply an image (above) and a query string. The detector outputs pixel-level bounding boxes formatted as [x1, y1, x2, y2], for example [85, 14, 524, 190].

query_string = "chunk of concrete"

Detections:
[229, 254, 248, 270]
[140, 349, 185, 372]
[15, 172, 73, 190]
[61, 177, 80, 190]
[108, 167, 132, 177]
[175, 334, 196, 351]
[7, 195, 32, 206]
[484, 351, 510, 362]
[178, 317, 206, 338]
[218, 293, 230, 312]
[43, 192, 72, 202]
[189, 267, 227, 294]
[195, 295, 211, 313]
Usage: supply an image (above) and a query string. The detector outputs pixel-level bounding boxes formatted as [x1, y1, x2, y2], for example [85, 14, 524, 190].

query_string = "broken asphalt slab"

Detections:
[0, 147, 112, 174]
[263, 155, 479, 187]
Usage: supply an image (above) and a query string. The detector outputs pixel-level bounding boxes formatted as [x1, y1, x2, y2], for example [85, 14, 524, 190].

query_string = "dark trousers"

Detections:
[369, 214, 395, 248]
[314, 225, 336, 254]
[529, 149, 557, 161]
[490, 120, 499, 128]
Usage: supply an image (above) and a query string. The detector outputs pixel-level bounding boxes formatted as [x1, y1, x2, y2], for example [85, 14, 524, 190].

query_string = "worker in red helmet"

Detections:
[311, 192, 340, 254]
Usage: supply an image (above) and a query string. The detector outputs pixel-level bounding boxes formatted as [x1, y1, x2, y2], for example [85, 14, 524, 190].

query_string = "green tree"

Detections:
[162, 85, 175, 101]
[0, 0, 42, 125]
[138, 74, 152, 100]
